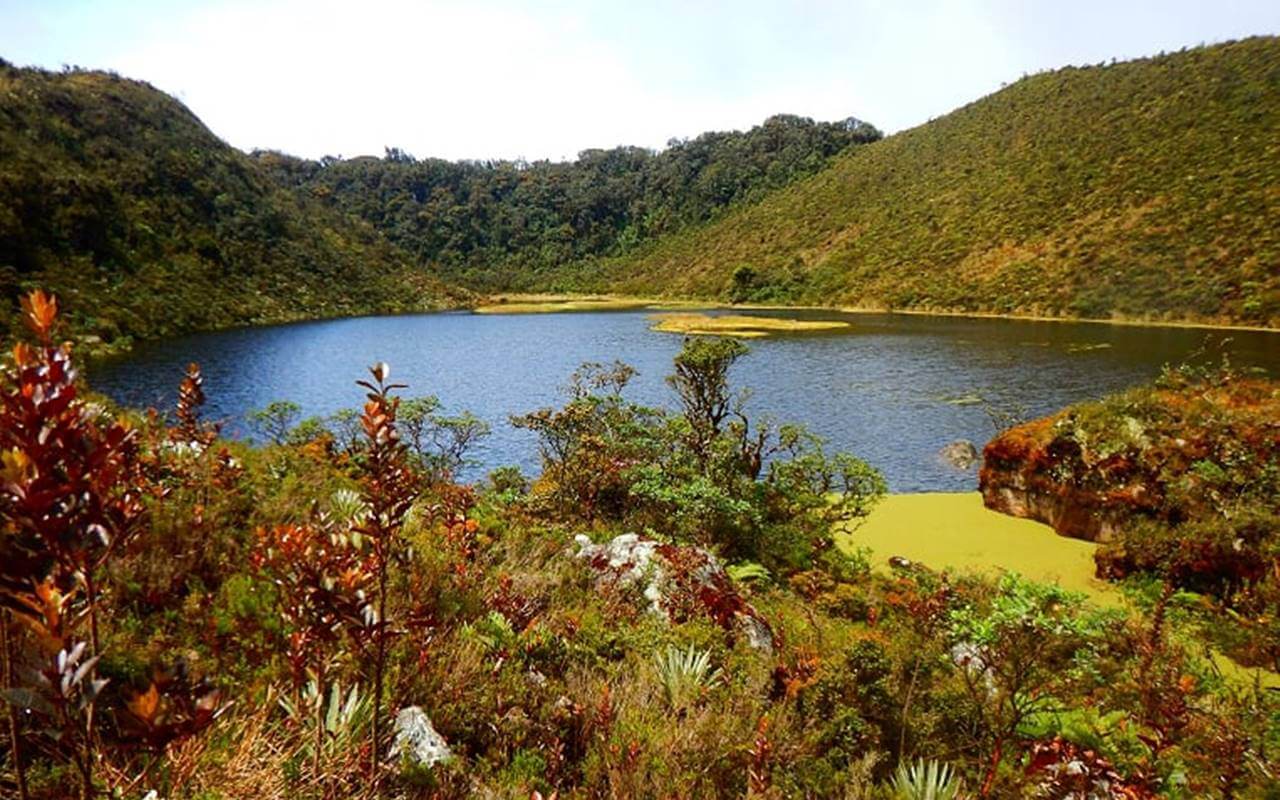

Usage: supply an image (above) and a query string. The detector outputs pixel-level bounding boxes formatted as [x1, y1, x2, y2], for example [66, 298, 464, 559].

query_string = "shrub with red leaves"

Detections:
[1026, 737, 1154, 799]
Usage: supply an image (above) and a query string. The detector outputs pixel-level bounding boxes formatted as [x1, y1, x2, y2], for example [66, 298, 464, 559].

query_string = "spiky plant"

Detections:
[279, 679, 372, 760]
[891, 759, 963, 800]
[653, 644, 722, 711]
[328, 488, 370, 528]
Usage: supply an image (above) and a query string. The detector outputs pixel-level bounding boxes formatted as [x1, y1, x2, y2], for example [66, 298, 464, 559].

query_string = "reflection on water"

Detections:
[87, 310, 1279, 492]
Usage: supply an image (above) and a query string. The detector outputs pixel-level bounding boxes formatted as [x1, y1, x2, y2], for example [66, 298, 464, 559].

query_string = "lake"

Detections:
[86, 309, 1279, 492]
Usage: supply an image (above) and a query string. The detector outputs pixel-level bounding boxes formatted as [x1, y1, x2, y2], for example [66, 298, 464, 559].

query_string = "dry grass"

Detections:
[474, 293, 706, 315]
[649, 313, 850, 338]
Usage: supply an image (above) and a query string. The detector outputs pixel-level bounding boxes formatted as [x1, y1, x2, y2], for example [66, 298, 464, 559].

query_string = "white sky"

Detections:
[2, 0, 1277, 162]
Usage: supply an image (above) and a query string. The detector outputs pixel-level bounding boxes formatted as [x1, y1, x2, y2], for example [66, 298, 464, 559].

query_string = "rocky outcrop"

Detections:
[573, 533, 775, 650]
[979, 376, 1280, 543]
[979, 418, 1158, 542]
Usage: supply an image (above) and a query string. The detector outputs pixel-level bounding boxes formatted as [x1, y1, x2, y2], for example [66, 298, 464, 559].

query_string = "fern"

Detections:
[726, 561, 772, 584]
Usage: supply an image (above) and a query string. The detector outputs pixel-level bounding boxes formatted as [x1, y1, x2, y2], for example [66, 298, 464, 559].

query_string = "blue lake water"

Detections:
[87, 309, 1279, 492]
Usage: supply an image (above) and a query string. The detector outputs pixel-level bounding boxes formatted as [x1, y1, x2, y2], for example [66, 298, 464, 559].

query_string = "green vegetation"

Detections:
[561, 38, 1280, 328]
[4, 36, 1280, 795]
[891, 759, 963, 800]
[3, 292, 1278, 798]
[9, 39, 1278, 346]
[0, 64, 462, 348]
[511, 338, 885, 573]
[259, 115, 881, 289]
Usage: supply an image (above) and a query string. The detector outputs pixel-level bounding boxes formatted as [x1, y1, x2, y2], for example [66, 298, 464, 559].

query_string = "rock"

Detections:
[979, 420, 1138, 542]
[950, 642, 996, 696]
[573, 533, 663, 614]
[939, 439, 979, 470]
[739, 615, 775, 651]
[389, 706, 451, 769]
[573, 533, 775, 651]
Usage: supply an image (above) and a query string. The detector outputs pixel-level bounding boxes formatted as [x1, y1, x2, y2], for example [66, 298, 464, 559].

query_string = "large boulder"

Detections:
[573, 533, 775, 651]
[978, 376, 1280, 543]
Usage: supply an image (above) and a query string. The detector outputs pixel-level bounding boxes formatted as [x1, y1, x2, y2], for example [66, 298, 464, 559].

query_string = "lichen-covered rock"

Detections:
[573, 533, 775, 650]
[573, 533, 663, 612]
[980, 415, 1159, 542]
[389, 706, 452, 769]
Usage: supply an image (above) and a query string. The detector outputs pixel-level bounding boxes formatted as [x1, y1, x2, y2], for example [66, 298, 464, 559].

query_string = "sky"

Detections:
[2, 0, 1277, 162]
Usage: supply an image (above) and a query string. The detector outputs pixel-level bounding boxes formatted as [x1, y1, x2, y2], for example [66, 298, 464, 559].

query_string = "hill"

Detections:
[557, 38, 1280, 328]
[0, 62, 462, 348]
[258, 114, 881, 288]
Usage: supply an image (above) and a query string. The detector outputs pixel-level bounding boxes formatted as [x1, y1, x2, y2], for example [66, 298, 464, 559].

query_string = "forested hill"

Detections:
[558, 37, 1280, 328]
[257, 114, 881, 287]
[0, 62, 462, 347]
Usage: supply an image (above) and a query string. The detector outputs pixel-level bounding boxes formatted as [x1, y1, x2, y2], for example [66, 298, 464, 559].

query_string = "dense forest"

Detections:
[0, 62, 462, 348]
[549, 37, 1280, 328]
[256, 114, 881, 287]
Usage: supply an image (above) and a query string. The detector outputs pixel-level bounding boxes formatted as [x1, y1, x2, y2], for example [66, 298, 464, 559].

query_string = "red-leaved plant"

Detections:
[354, 362, 418, 781]
[0, 290, 145, 799]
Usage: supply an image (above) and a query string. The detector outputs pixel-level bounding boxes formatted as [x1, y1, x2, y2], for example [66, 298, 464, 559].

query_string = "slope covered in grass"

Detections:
[565, 38, 1280, 328]
[0, 62, 462, 347]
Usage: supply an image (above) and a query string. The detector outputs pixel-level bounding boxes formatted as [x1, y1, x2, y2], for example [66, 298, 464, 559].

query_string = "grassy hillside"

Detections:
[0, 62, 462, 348]
[560, 38, 1280, 328]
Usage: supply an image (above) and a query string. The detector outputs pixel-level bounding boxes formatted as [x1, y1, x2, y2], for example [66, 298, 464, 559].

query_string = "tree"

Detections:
[666, 336, 748, 464]
[247, 400, 302, 445]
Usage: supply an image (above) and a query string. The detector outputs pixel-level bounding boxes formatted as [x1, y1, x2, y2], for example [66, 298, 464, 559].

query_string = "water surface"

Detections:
[87, 310, 1278, 492]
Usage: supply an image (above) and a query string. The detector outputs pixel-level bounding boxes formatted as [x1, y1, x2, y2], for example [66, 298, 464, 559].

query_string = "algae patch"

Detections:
[650, 312, 850, 338]
[842, 492, 1117, 603]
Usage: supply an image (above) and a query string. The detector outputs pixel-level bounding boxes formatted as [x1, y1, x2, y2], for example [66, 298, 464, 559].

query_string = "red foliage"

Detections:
[489, 574, 545, 633]
[1, 290, 145, 621]
[1025, 737, 1154, 799]
[654, 543, 772, 645]
[117, 663, 225, 753]
[251, 522, 373, 689]
[769, 649, 820, 701]
[0, 290, 222, 798]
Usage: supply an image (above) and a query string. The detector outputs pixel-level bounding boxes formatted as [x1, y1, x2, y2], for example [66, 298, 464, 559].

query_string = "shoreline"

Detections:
[73, 288, 1278, 359]
[476, 292, 1280, 335]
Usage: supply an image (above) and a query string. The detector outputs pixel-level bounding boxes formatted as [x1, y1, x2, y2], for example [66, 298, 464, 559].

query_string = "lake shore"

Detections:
[474, 292, 1280, 334]
[853, 492, 1280, 688]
